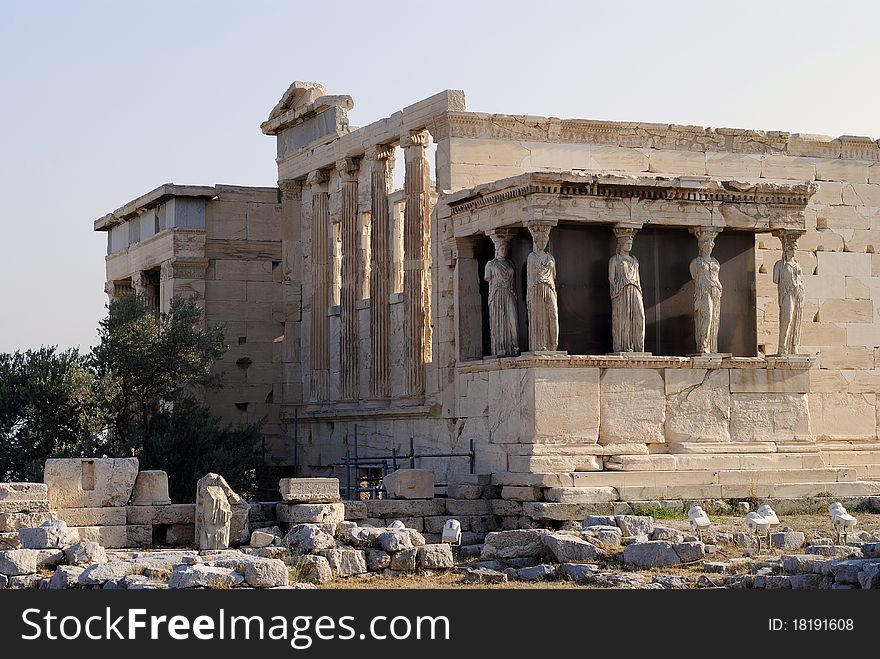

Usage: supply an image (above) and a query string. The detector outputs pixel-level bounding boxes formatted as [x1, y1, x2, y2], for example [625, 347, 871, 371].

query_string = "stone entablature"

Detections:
[445, 172, 815, 237]
[429, 111, 880, 162]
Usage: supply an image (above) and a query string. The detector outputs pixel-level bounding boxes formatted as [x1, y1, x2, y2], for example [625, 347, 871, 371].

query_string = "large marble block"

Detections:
[44, 458, 139, 509]
[487, 367, 599, 444]
[665, 369, 731, 443]
[599, 368, 666, 444]
[730, 393, 812, 442]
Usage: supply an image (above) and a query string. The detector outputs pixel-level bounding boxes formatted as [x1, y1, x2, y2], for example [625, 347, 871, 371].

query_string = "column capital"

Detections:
[689, 226, 722, 240]
[365, 144, 395, 162]
[612, 223, 641, 238]
[307, 169, 330, 188]
[772, 227, 806, 242]
[335, 156, 360, 181]
[488, 227, 519, 244]
[279, 179, 302, 201]
[401, 130, 430, 150]
[452, 235, 482, 260]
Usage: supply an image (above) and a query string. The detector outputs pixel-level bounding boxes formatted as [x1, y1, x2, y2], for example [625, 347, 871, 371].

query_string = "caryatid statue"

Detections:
[484, 229, 519, 357]
[689, 227, 723, 354]
[773, 230, 805, 355]
[609, 226, 645, 353]
[526, 223, 559, 352]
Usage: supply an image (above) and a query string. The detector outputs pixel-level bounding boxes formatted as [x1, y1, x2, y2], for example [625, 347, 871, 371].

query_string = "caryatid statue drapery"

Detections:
[773, 229, 805, 355]
[609, 226, 645, 353]
[485, 229, 519, 357]
[526, 223, 558, 352]
[689, 227, 723, 354]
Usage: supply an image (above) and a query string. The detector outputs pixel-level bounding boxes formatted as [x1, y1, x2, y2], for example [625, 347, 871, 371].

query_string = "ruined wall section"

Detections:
[201, 186, 285, 457]
[432, 114, 879, 446]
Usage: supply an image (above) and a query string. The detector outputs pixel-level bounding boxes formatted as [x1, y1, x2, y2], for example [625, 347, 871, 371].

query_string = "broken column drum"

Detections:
[526, 224, 559, 352]
[609, 227, 645, 353]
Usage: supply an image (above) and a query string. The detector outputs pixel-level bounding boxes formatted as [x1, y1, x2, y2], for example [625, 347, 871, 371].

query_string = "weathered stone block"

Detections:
[482, 530, 548, 559]
[417, 544, 454, 569]
[64, 541, 107, 566]
[168, 564, 244, 589]
[57, 507, 127, 527]
[18, 520, 76, 549]
[126, 504, 195, 526]
[664, 369, 731, 442]
[297, 554, 333, 584]
[277, 502, 345, 525]
[523, 501, 614, 520]
[282, 524, 336, 552]
[342, 500, 367, 520]
[542, 533, 603, 563]
[0, 549, 39, 576]
[770, 531, 806, 550]
[389, 547, 418, 572]
[48, 565, 85, 589]
[44, 458, 139, 509]
[0, 483, 48, 502]
[73, 526, 128, 549]
[244, 558, 289, 588]
[622, 541, 681, 568]
[0, 500, 50, 514]
[0, 511, 56, 532]
[279, 478, 340, 503]
[599, 369, 666, 444]
[318, 549, 367, 577]
[383, 469, 434, 499]
[673, 541, 705, 562]
[730, 393, 812, 442]
[363, 499, 445, 518]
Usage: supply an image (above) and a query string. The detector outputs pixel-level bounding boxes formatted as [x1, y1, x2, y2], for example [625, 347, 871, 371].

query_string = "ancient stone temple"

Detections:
[94, 184, 285, 453]
[98, 79, 880, 506]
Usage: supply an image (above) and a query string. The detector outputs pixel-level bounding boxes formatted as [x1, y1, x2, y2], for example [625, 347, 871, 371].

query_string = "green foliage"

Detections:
[0, 347, 111, 481]
[0, 294, 261, 500]
[91, 295, 226, 456]
[142, 395, 259, 502]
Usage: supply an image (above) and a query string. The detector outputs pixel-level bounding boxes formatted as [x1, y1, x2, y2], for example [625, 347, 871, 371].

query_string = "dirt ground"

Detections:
[322, 511, 880, 589]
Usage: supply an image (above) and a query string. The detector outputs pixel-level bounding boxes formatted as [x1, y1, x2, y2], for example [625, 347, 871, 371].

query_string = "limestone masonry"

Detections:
[94, 80, 880, 508]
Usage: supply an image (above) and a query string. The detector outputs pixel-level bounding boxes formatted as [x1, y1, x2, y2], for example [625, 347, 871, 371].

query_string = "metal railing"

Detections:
[336, 426, 475, 500]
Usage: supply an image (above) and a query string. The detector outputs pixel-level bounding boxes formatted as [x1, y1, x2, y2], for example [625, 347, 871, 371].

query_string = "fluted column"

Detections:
[368, 145, 394, 398]
[309, 169, 330, 402]
[337, 156, 360, 400]
[402, 131, 432, 398]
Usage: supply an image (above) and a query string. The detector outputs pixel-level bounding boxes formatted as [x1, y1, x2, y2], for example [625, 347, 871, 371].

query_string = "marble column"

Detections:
[368, 145, 394, 398]
[453, 236, 483, 361]
[773, 229, 806, 356]
[308, 169, 330, 402]
[337, 156, 360, 401]
[402, 131, 432, 398]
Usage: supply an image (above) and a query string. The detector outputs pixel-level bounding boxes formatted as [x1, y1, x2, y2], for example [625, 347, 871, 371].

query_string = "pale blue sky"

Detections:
[1, 0, 878, 351]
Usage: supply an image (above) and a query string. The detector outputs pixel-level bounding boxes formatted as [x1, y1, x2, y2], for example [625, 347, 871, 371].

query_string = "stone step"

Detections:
[606, 453, 827, 472]
[571, 468, 850, 489]
[598, 480, 879, 502]
[822, 451, 880, 467]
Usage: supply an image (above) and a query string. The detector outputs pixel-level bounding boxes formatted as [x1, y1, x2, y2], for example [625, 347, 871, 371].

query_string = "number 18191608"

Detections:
[769, 619, 854, 631]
